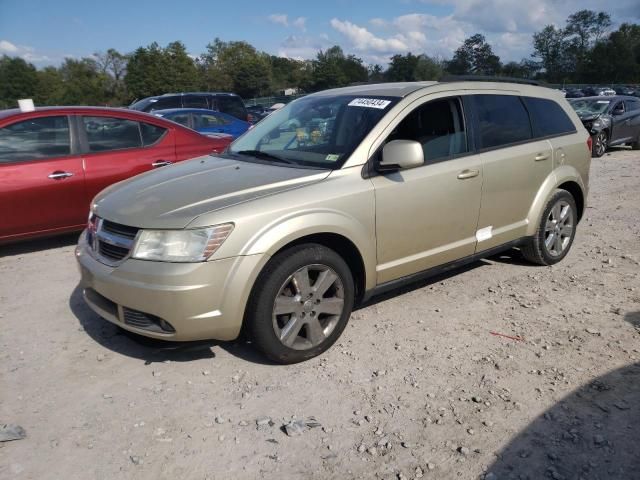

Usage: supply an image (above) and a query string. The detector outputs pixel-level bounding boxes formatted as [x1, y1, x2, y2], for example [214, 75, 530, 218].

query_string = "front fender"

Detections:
[239, 208, 377, 290]
[525, 166, 586, 237]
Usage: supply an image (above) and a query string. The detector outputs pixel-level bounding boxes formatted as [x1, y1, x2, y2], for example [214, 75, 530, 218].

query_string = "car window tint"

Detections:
[0, 116, 71, 163]
[195, 113, 231, 129]
[217, 96, 247, 120]
[387, 97, 468, 163]
[523, 97, 576, 138]
[83, 116, 142, 152]
[145, 96, 181, 111]
[140, 122, 167, 146]
[167, 113, 190, 127]
[626, 100, 640, 111]
[473, 94, 532, 149]
[183, 95, 209, 109]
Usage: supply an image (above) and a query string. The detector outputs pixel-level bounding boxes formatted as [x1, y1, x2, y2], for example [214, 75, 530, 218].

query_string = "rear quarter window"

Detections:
[523, 97, 577, 138]
[472, 94, 532, 150]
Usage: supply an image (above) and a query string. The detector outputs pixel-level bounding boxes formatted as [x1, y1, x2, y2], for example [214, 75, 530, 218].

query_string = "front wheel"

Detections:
[591, 131, 608, 157]
[246, 244, 355, 364]
[521, 189, 577, 266]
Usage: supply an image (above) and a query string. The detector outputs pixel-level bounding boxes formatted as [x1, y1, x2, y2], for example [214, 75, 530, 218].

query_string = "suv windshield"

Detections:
[229, 95, 398, 169]
[569, 99, 610, 115]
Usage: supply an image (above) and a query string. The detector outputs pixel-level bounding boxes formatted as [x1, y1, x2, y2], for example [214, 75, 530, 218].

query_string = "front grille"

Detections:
[98, 241, 130, 261]
[90, 218, 139, 264]
[102, 220, 139, 240]
[123, 307, 175, 333]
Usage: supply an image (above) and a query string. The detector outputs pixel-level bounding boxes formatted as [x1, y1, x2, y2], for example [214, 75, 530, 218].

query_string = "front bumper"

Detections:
[75, 231, 267, 341]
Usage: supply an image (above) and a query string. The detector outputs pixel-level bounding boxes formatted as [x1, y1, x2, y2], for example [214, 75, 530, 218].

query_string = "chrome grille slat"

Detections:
[89, 217, 140, 264]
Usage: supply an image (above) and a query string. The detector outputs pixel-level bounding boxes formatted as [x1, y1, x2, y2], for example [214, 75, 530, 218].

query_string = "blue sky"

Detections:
[1, 0, 639, 66]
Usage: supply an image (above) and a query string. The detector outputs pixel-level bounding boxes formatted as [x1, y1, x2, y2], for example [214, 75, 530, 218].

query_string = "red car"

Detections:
[0, 106, 232, 244]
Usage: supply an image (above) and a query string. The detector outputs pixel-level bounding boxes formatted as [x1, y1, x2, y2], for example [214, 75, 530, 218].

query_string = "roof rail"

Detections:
[440, 75, 544, 87]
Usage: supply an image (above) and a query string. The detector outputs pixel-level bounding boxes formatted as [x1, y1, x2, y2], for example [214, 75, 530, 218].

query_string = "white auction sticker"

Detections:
[348, 98, 392, 109]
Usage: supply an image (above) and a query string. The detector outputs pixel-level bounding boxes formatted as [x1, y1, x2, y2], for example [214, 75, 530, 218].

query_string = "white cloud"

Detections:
[0, 40, 19, 53]
[292, 17, 307, 32]
[330, 19, 410, 53]
[268, 14, 289, 27]
[0, 39, 51, 63]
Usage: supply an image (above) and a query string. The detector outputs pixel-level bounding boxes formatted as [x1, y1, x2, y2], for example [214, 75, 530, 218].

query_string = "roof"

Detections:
[0, 105, 138, 120]
[153, 108, 225, 115]
[311, 82, 439, 98]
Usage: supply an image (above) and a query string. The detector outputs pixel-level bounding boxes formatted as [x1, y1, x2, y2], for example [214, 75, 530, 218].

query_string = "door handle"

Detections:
[48, 171, 74, 180]
[534, 153, 550, 161]
[151, 160, 173, 168]
[457, 169, 479, 179]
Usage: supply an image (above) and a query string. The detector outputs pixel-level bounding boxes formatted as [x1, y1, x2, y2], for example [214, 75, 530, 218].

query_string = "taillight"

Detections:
[586, 136, 593, 152]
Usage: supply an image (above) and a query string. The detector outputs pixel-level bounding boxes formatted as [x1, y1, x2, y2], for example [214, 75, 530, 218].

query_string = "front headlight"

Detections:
[131, 223, 234, 262]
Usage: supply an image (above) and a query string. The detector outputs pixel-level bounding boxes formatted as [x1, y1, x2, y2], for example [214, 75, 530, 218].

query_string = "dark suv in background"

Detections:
[130, 92, 249, 122]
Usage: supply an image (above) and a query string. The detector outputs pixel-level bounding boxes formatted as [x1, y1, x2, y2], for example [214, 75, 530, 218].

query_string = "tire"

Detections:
[521, 189, 577, 266]
[246, 244, 355, 364]
[631, 134, 640, 150]
[591, 131, 608, 157]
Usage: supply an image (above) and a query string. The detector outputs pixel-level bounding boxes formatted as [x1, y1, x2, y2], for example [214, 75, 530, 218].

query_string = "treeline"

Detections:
[0, 9, 638, 109]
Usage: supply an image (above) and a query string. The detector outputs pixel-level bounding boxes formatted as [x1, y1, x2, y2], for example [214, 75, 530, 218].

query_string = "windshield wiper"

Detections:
[235, 150, 295, 165]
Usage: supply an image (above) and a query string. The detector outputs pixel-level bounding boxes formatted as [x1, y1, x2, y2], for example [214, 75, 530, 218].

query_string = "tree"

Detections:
[564, 10, 612, 80]
[54, 58, 110, 105]
[95, 48, 129, 105]
[531, 25, 570, 82]
[385, 53, 420, 81]
[414, 55, 444, 80]
[200, 39, 271, 97]
[583, 23, 640, 83]
[447, 34, 501, 75]
[125, 41, 198, 101]
[0, 55, 39, 109]
[309, 46, 366, 90]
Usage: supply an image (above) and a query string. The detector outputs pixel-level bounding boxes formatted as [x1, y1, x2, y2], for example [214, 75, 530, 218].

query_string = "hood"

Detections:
[93, 155, 330, 229]
[576, 113, 601, 122]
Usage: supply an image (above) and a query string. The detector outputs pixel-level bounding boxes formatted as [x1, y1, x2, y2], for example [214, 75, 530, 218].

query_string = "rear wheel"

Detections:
[591, 131, 608, 157]
[631, 134, 640, 150]
[521, 189, 577, 266]
[246, 244, 354, 364]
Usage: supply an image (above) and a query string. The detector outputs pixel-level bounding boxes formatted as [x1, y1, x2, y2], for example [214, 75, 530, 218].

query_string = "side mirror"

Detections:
[612, 106, 624, 115]
[378, 140, 424, 172]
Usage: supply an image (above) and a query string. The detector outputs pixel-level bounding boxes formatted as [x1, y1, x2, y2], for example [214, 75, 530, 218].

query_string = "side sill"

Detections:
[361, 238, 527, 303]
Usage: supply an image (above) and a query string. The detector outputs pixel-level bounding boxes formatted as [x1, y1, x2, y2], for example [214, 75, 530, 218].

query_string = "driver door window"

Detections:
[388, 97, 468, 163]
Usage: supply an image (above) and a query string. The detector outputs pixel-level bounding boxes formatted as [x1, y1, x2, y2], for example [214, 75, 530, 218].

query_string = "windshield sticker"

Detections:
[597, 101, 610, 104]
[348, 98, 392, 109]
[325, 154, 340, 161]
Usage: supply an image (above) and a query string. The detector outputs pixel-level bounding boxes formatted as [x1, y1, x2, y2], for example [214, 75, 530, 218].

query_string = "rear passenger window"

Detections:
[473, 95, 532, 149]
[0, 116, 71, 163]
[217, 96, 247, 120]
[83, 116, 142, 152]
[388, 97, 468, 163]
[523, 97, 576, 138]
[140, 122, 167, 146]
[183, 95, 209, 109]
[145, 96, 181, 111]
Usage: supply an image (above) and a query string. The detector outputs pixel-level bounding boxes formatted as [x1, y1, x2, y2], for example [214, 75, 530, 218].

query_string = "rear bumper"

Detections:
[75, 231, 266, 341]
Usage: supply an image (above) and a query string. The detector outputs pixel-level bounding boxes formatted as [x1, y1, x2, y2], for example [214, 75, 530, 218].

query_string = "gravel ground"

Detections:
[1, 149, 639, 480]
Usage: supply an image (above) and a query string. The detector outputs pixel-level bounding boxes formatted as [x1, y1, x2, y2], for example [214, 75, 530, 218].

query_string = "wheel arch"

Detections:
[526, 168, 587, 236]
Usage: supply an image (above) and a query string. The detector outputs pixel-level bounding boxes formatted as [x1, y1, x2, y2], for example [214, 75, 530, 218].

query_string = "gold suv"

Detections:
[76, 80, 591, 363]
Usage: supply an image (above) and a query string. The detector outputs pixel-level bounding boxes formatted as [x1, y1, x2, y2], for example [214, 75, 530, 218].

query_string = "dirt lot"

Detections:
[1, 149, 639, 480]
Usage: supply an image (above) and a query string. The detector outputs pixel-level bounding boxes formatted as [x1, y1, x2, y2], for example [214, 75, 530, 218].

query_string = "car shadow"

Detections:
[0, 232, 80, 258]
[69, 285, 277, 365]
[484, 312, 640, 479]
[486, 247, 540, 267]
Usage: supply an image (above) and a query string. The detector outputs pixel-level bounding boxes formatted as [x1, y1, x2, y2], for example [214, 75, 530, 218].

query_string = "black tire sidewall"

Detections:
[247, 244, 355, 364]
[537, 191, 577, 265]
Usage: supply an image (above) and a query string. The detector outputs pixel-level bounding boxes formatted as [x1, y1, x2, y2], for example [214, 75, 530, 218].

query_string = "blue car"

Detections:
[154, 108, 251, 139]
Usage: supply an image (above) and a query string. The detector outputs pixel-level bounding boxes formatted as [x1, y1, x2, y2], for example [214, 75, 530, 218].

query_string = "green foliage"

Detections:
[310, 46, 368, 91]
[447, 34, 501, 75]
[0, 55, 39, 109]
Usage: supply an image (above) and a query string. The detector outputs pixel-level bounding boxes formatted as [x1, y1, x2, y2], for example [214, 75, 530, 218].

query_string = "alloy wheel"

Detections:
[544, 200, 574, 257]
[272, 264, 345, 350]
[594, 132, 607, 156]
